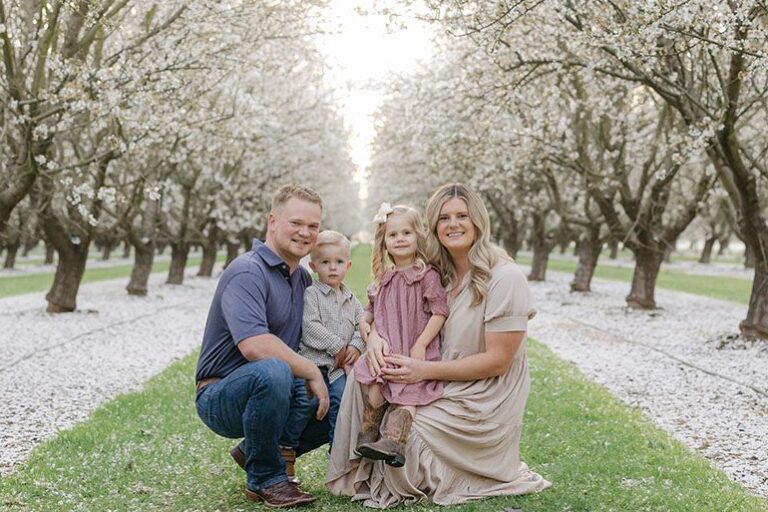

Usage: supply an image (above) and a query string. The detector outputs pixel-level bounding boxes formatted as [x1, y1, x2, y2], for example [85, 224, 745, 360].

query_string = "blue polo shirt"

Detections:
[195, 239, 312, 382]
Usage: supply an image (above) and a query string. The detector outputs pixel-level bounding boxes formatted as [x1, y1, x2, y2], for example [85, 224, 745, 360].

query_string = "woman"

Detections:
[326, 182, 550, 507]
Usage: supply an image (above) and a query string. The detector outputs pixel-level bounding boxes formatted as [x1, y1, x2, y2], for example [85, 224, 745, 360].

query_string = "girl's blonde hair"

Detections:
[371, 205, 428, 289]
[425, 182, 507, 307]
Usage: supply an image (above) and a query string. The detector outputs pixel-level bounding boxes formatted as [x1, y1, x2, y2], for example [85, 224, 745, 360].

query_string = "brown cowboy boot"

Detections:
[354, 408, 412, 468]
[231, 444, 300, 486]
[280, 447, 300, 485]
[353, 393, 388, 458]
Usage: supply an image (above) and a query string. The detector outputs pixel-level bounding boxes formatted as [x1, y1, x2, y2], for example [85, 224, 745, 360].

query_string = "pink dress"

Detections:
[353, 265, 449, 406]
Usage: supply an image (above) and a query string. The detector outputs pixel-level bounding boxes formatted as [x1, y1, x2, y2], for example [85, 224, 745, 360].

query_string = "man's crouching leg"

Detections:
[195, 359, 316, 507]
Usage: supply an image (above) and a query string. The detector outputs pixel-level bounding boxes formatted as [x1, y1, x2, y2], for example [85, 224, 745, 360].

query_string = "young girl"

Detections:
[353, 203, 448, 467]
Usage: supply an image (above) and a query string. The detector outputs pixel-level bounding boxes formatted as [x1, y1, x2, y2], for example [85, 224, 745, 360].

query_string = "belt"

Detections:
[196, 377, 221, 390]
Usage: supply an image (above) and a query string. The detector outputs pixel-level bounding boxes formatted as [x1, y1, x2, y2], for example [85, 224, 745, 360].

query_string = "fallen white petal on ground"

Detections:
[1, 265, 766, 501]
[0, 272, 218, 474]
[525, 269, 768, 498]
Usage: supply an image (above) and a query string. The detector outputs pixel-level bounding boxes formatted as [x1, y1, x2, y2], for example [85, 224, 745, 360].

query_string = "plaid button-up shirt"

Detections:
[300, 281, 366, 383]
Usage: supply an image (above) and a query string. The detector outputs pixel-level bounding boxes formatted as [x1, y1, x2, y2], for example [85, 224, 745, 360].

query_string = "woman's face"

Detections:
[436, 197, 475, 254]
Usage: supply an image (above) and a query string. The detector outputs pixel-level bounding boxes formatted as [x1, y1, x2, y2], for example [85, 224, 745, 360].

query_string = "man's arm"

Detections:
[238, 334, 329, 420]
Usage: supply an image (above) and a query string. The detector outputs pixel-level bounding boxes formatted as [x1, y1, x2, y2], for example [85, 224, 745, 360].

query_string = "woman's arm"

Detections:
[382, 330, 525, 383]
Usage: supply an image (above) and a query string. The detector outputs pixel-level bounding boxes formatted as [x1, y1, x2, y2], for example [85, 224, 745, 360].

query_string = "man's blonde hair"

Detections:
[310, 230, 351, 260]
[271, 184, 323, 212]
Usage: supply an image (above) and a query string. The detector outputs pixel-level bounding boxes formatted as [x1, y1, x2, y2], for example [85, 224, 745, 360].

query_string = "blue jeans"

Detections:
[282, 367, 346, 448]
[195, 359, 329, 491]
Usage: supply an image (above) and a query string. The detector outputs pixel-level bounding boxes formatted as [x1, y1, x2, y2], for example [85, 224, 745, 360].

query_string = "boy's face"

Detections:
[309, 244, 352, 289]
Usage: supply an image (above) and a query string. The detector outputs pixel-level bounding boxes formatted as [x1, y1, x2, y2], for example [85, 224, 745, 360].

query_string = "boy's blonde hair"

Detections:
[371, 205, 428, 289]
[310, 230, 351, 261]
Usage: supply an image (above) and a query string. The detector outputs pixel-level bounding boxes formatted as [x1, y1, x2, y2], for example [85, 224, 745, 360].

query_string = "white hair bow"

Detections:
[372, 202, 393, 224]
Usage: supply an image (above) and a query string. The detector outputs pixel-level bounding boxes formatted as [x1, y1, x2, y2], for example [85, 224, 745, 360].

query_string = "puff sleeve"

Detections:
[484, 262, 536, 332]
[422, 267, 449, 318]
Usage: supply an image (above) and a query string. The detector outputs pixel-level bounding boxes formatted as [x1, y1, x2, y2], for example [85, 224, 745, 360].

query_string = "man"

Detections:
[195, 184, 330, 507]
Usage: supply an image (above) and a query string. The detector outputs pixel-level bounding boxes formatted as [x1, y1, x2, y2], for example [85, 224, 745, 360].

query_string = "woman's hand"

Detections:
[364, 329, 390, 376]
[381, 354, 431, 384]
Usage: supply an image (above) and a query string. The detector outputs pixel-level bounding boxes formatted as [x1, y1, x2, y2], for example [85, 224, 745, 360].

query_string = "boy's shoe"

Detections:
[245, 480, 316, 508]
[230, 445, 246, 469]
[230, 445, 300, 485]
[280, 447, 301, 485]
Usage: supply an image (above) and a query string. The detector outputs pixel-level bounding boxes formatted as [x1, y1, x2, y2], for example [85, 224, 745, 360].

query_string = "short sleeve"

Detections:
[484, 262, 536, 332]
[422, 268, 449, 317]
[221, 270, 271, 344]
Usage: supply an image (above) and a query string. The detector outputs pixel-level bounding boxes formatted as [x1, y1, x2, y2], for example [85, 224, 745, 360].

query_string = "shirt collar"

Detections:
[314, 280, 353, 300]
[251, 239, 291, 277]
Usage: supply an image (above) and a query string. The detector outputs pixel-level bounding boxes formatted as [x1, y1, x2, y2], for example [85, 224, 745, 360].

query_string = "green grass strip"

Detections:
[0, 255, 225, 299]
[515, 255, 752, 305]
[1, 341, 763, 511]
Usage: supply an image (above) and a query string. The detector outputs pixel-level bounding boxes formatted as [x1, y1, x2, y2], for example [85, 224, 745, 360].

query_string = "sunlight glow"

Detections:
[319, 1, 435, 200]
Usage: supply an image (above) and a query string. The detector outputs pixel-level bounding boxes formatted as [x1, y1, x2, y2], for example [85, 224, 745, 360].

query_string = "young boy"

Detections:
[280, 230, 369, 481]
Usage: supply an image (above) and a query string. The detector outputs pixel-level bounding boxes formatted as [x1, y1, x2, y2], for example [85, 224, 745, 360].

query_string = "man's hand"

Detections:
[304, 369, 329, 420]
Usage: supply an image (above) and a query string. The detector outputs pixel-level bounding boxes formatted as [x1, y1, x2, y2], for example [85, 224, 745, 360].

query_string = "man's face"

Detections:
[309, 244, 352, 289]
[267, 197, 322, 265]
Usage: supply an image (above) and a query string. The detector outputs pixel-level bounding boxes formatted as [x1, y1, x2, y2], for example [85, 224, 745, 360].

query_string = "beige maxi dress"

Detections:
[326, 260, 551, 507]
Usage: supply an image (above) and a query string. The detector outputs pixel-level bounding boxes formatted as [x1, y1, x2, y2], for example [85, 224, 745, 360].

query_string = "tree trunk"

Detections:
[664, 240, 677, 263]
[166, 242, 190, 285]
[529, 244, 550, 281]
[740, 264, 768, 340]
[744, 244, 755, 269]
[198, 228, 218, 277]
[122, 240, 131, 259]
[224, 241, 240, 269]
[101, 242, 113, 261]
[608, 238, 619, 259]
[3, 243, 19, 269]
[46, 241, 90, 312]
[44, 241, 55, 264]
[570, 233, 602, 292]
[626, 247, 664, 309]
[528, 214, 550, 282]
[126, 239, 155, 296]
[22, 240, 37, 257]
[699, 237, 717, 264]
[717, 236, 730, 256]
[156, 242, 167, 256]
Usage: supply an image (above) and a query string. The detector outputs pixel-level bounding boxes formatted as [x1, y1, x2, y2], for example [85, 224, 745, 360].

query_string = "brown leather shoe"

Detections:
[245, 480, 316, 508]
[230, 445, 300, 485]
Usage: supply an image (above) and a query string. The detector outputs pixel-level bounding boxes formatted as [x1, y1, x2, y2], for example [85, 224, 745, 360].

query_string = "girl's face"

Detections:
[384, 214, 418, 267]
[436, 197, 475, 255]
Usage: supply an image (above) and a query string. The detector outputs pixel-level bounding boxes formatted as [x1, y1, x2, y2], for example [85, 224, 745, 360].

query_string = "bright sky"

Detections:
[318, 1, 435, 199]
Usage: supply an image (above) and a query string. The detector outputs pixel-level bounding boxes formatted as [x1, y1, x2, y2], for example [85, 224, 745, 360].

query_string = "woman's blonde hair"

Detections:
[425, 182, 506, 307]
[371, 205, 428, 289]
